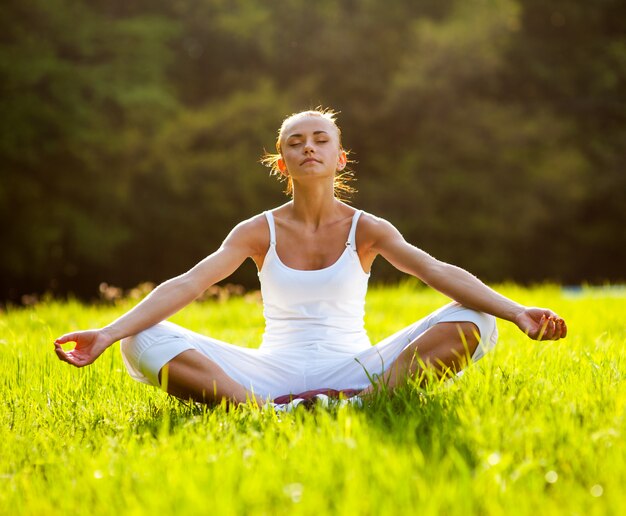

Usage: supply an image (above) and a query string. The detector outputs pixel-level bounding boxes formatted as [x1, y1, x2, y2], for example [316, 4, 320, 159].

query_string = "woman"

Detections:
[54, 108, 567, 407]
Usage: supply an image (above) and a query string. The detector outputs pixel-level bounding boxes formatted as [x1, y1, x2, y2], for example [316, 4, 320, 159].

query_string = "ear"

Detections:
[336, 150, 347, 171]
[277, 157, 289, 176]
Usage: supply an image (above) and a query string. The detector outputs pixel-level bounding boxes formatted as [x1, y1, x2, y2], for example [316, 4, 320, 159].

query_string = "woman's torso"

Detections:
[258, 209, 371, 354]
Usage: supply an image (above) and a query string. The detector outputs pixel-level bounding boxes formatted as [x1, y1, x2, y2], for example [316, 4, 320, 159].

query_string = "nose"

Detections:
[303, 139, 315, 153]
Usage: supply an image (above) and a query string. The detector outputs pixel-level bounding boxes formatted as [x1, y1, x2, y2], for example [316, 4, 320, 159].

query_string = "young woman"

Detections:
[54, 109, 567, 406]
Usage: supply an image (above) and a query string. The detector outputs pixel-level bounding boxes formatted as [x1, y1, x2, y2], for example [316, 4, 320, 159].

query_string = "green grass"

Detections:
[1, 284, 625, 515]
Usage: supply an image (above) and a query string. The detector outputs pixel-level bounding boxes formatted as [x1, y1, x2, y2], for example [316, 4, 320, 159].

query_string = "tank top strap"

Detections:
[264, 211, 277, 246]
[346, 210, 363, 251]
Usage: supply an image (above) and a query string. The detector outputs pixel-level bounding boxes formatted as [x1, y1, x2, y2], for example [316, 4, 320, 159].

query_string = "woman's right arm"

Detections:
[54, 217, 265, 367]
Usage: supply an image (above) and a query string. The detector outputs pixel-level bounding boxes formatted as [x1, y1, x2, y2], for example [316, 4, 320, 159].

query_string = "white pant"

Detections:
[121, 302, 498, 400]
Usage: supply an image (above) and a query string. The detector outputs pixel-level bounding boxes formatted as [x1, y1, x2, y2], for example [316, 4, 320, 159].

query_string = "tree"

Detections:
[0, 0, 177, 299]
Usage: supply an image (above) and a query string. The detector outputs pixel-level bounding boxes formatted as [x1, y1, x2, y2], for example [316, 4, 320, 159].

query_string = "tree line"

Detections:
[1, 0, 624, 302]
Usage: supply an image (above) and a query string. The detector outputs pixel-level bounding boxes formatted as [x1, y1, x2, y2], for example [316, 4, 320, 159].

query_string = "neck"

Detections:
[290, 180, 340, 226]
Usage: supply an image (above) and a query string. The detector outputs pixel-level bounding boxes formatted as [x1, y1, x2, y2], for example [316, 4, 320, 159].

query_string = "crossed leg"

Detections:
[360, 321, 480, 394]
[136, 321, 480, 405]
[158, 350, 263, 406]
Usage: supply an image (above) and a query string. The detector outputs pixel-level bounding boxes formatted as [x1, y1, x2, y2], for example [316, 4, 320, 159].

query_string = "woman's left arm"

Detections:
[366, 217, 567, 341]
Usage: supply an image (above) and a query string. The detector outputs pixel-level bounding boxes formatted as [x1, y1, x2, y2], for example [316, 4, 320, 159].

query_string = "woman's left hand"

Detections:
[514, 307, 568, 341]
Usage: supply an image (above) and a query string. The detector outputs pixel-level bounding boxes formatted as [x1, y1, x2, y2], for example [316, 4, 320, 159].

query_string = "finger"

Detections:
[54, 344, 73, 364]
[538, 316, 554, 340]
[54, 341, 72, 360]
[554, 318, 566, 340]
[55, 333, 78, 345]
[55, 343, 85, 367]
[63, 351, 87, 367]
[546, 317, 557, 340]
[67, 355, 86, 367]
[552, 319, 562, 340]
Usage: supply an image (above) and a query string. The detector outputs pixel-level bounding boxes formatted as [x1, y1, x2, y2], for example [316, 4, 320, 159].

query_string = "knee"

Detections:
[482, 313, 498, 348]
[120, 322, 196, 387]
[119, 324, 166, 372]
[119, 334, 143, 372]
[473, 312, 498, 347]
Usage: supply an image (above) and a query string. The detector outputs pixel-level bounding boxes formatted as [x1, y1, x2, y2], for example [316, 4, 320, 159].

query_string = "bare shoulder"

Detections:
[358, 212, 399, 234]
[357, 212, 404, 251]
[223, 213, 270, 256]
[356, 212, 438, 276]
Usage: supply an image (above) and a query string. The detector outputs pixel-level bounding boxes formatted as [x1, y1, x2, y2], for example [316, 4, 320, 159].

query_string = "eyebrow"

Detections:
[286, 130, 330, 139]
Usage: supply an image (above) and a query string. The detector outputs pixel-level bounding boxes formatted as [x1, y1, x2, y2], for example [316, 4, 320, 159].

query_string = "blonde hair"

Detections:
[261, 108, 356, 200]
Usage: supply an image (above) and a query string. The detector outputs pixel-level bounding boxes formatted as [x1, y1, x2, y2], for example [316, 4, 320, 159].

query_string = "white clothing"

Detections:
[121, 210, 498, 400]
[259, 209, 371, 352]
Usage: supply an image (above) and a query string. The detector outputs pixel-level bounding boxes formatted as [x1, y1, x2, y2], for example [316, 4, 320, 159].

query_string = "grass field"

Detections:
[1, 283, 624, 515]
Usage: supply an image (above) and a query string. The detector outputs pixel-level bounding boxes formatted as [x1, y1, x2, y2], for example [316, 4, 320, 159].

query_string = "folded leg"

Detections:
[120, 321, 306, 404]
[311, 302, 498, 393]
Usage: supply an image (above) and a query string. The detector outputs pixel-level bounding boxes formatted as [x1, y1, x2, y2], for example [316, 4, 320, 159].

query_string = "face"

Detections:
[277, 115, 347, 181]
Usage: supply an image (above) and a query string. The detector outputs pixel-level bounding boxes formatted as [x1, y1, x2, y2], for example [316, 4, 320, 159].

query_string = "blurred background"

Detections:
[1, 0, 624, 303]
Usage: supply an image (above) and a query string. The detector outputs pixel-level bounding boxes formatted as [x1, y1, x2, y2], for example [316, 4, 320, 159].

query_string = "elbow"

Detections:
[161, 274, 204, 301]
[178, 275, 205, 300]
[420, 260, 450, 286]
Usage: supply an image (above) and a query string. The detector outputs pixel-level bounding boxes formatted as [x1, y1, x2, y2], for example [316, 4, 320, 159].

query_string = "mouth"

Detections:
[300, 158, 321, 165]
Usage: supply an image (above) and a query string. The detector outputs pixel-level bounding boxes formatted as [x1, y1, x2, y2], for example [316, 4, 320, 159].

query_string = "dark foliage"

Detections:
[1, 0, 624, 301]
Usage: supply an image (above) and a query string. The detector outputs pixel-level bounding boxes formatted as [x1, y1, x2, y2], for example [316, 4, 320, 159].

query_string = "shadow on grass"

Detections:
[357, 381, 481, 470]
[117, 377, 482, 474]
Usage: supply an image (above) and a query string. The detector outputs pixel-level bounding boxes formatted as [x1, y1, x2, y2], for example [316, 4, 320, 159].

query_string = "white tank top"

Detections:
[258, 210, 371, 353]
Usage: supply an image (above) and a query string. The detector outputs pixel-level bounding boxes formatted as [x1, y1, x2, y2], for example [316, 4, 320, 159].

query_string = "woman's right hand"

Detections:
[54, 329, 116, 367]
